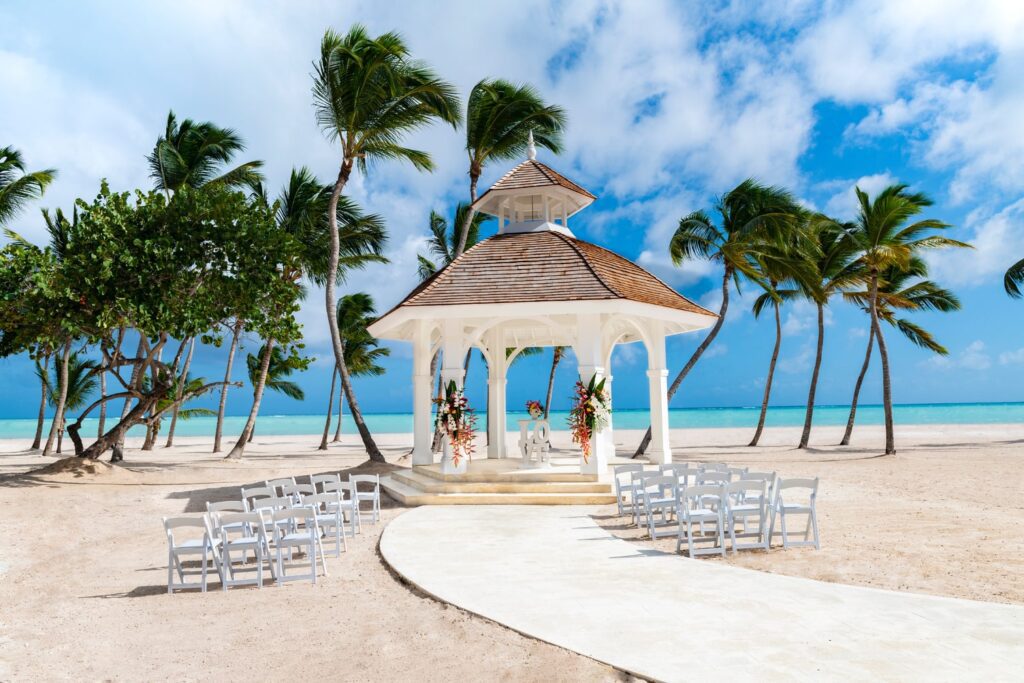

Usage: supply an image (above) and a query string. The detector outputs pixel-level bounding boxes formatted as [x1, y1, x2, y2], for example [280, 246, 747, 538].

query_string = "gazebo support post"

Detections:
[411, 321, 434, 466]
[486, 328, 507, 459]
[575, 314, 610, 475]
[646, 320, 672, 465]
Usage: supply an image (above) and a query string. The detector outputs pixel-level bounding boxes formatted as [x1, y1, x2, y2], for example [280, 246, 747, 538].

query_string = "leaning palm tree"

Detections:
[147, 111, 263, 193]
[313, 24, 460, 462]
[839, 258, 960, 445]
[320, 301, 390, 450]
[748, 279, 802, 447]
[242, 343, 305, 443]
[452, 79, 566, 257]
[330, 293, 388, 454]
[633, 179, 803, 456]
[542, 346, 566, 421]
[796, 219, 864, 450]
[37, 351, 98, 454]
[849, 185, 969, 455]
[0, 145, 56, 226]
[1005, 257, 1024, 298]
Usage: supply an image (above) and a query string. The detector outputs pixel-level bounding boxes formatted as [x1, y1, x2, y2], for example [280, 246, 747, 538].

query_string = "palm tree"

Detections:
[164, 338, 196, 447]
[330, 293, 389, 455]
[30, 350, 51, 450]
[840, 258, 960, 445]
[849, 185, 969, 455]
[453, 79, 566, 257]
[748, 280, 801, 447]
[37, 351, 98, 454]
[147, 111, 263, 193]
[1005, 257, 1024, 298]
[633, 179, 803, 456]
[313, 24, 460, 463]
[320, 299, 390, 450]
[0, 146, 56, 226]
[242, 343, 305, 443]
[542, 346, 566, 420]
[418, 203, 488, 278]
[796, 219, 864, 450]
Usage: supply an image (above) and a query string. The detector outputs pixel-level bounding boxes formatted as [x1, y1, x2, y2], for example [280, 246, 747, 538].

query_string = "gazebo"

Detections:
[369, 144, 716, 502]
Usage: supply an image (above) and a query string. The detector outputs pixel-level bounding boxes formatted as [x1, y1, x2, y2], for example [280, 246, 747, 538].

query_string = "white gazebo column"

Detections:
[574, 314, 610, 475]
[411, 321, 434, 465]
[486, 328, 507, 459]
[646, 321, 672, 465]
[601, 374, 615, 457]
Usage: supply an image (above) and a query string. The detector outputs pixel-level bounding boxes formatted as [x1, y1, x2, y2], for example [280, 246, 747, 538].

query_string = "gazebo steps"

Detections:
[390, 469, 612, 494]
[380, 474, 617, 506]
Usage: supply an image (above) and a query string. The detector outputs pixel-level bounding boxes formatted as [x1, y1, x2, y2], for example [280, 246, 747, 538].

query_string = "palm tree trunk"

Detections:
[454, 173, 480, 257]
[31, 352, 50, 450]
[798, 303, 826, 449]
[111, 338, 146, 463]
[164, 338, 195, 448]
[543, 347, 563, 420]
[319, 366, 337, 450]
[332, 371, 344, 442]
[56, 421, 63, 454]
[325, 159, 382, 460]
[42, 340, 72, 457]
[214, 320, 243, 453]
[870, 270, 896, 455]
[633, 267, 731, 457]
[337, 351, 386, 462]
[140, 347, 163, 452]
[840, 325, 875, 445]
[97, 369, 106, 439]
[749, 301, 782, 447]
[227, 338, 274, 459]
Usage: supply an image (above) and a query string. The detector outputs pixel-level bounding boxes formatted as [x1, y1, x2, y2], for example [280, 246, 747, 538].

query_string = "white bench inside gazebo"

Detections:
[368, 144, 716, 504]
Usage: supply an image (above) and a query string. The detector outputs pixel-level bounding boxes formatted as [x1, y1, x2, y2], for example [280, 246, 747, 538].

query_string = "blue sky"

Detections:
[2, 0, 1024, 420]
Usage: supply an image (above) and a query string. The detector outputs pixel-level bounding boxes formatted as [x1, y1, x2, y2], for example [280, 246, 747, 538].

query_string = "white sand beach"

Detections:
[0, 423, 1021, 680]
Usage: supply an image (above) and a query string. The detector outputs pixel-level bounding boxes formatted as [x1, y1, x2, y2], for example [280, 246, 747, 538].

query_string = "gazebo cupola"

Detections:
[471, 133, 595, 238]
[368, 144, 717, 475]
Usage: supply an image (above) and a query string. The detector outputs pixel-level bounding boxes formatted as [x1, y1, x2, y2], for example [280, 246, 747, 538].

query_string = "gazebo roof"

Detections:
[396, 230, 711, 315]
[472, 159, 596, 218]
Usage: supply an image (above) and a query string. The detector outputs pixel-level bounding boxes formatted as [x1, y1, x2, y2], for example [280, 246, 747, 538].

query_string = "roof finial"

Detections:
[527, 129, 537, 161]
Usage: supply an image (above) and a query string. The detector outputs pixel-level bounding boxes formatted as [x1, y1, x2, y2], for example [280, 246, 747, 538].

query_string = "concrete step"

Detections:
[391, 469, 613, 494]
[381, 475, 618, 506]
[416, 461, 601, 483]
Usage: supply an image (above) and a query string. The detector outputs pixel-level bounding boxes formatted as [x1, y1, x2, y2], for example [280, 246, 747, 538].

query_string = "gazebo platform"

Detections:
[381, 455, 642, 505]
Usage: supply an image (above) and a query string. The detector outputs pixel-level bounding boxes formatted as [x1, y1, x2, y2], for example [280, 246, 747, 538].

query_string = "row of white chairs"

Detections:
[163, 473, 382, 593]
[613, 463, 820, 557]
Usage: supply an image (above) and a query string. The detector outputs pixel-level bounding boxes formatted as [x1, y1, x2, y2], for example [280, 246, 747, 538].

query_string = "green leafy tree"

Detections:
[453, 79, 566, 257]
[0, 146, 56, 226]
[839, 258, 960, 445]
[417, 203, 488, 279]
[313, 24, 459, 462]
[849, 185, 969, 455]
[634, 179, 803, 457]
[796, 219, 864, 449]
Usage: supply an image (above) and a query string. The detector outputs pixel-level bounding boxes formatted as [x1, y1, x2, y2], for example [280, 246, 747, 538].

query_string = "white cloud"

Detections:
[926, 198, 1024, 287]
[781, 299, 832, 337]
[703, 344, 728, 360]
[928, 340, 991, 370]
[998, 348, 1024, 365]
[821, 172, 898, 220]
[779, 345, 812, 374]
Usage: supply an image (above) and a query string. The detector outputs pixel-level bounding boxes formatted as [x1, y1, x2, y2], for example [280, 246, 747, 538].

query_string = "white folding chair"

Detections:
[241, 485, 275, 512]
[163, 515, 223, 593]
[677, 485, 727, 558]
[768, 478, 820, 549]
[302, 492, 349, 558]
[661, 464, 698, 488]
[643, 476, 679, 540]
[725, 480, 770, 552]
[630, 471, 664, 528]
[350, 474, 381, 524]
[310, 473, 341, 494]
[613, 464, 644, 516]
[250, 496, 294, 545]
[270, 507, 321, 585]
[265, 477, 297, 498]
[700, 462, 729, 473]
[697, 471, 730, 486]
[280, 482, 316, 504]
[324, 480, 361, 537]
[725, 466, 749, 482]
[214, 511, 275, 589]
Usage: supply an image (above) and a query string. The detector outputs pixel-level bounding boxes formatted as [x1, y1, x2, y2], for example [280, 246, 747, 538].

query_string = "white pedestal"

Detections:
[439, 438, 468, 474]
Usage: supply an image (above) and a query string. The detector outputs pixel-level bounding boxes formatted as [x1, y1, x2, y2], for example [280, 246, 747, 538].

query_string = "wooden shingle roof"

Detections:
[473, 160, 596, 206]
[395, 231, 715, 317]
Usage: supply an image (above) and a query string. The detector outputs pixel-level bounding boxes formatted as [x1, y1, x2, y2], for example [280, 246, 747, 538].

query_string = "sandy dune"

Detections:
[0, 423, 1020, 680]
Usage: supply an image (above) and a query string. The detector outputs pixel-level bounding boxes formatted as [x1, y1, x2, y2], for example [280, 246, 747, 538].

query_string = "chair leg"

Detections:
[811, 509, 821, 550]
[780, 511, 789, 549]
[167, 549, 175, 594]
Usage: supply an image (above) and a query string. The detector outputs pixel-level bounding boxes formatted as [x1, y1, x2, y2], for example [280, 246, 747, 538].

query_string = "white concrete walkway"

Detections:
[380, 506, 1024, 682]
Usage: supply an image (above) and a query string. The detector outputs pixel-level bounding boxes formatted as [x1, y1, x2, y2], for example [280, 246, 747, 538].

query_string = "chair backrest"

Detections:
[725, 467, 749, 481]
[350, 474, 380, 489]
[163, 516, 214, 547]
[310, 473, 341, 493]
[207, 500, 246, 514]
[630, 470, 663, 493]
[265, 477, 297, 496]
[727, 479, 767, 501]
[281, 482, 316, 499]
[643, 475, 677, 501]
[701, 462, 729, 472]
[250, 496, 293, 513]
[271, 507, 316, 530]
[697, 471, 730, 485]
[214, 511, 268, 539]
[775, 477, 819, 504]
[241, 486, 275, 510]
[613, 464, 644, 481]
[682, 485, 725, 505]
[660, 464, 698, 486]
[302, 492, 341, 512]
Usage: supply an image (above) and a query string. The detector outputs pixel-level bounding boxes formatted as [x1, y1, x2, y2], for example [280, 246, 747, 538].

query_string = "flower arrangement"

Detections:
[525, 400, 544, 420]
[567, 375, 610, 462]
[434, 380, 477, 466]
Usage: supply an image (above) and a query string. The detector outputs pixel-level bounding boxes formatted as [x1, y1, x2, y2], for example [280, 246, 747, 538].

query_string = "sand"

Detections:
[0, 423, 1021, 680]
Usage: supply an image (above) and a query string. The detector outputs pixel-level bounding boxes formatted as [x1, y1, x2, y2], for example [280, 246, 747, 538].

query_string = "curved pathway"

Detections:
[381, 506, 1024, 682]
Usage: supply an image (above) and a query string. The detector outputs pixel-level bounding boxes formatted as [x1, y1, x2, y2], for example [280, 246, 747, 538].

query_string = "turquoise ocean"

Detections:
[1, 402, 1022, 439]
